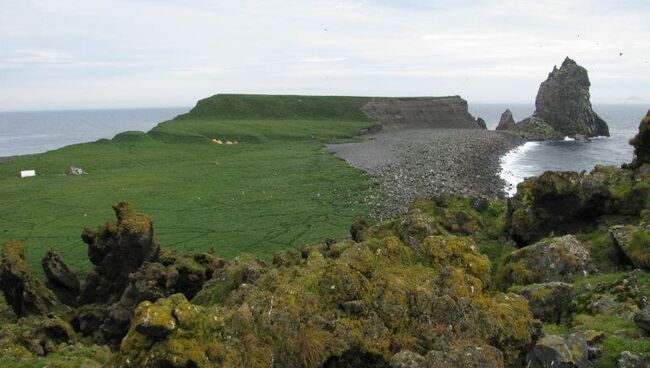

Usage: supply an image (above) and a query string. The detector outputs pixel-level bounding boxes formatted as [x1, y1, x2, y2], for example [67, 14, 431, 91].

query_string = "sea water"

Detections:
[469, 104, 648, 196]
[0, 107, 188, 157]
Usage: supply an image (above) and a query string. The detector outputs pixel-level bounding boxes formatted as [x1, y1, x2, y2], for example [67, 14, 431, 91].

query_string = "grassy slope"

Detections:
[0, 94, 377, 276]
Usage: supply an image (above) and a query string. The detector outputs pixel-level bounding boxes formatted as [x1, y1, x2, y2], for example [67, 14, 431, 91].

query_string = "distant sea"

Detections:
[469, 103, 649, 196]
[0, 107, 188, 157]
[1, 104, 647, 197]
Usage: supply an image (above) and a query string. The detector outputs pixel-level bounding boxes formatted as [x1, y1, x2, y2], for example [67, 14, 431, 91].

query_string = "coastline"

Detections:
[328, 128, 525, 219]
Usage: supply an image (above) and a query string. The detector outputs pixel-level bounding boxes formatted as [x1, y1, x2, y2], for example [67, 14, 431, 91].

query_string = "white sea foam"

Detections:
[499, 142, 539, 197]
[563, 136, 575, 141]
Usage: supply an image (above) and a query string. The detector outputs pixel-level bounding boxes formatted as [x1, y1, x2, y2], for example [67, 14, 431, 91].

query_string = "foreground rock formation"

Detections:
[0, 112, 648, 368]
[498, 57, 609, 140]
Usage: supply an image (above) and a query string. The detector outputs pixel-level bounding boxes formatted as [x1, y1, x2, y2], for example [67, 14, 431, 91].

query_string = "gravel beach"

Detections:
[328, 128, 524, 218]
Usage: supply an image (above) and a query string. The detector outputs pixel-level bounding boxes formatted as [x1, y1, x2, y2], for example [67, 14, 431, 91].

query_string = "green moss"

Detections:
[628, 229, 650, 268]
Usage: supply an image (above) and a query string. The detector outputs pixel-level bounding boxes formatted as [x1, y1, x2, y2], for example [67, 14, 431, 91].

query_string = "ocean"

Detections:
[0, 107, 188, 157]
[0, 104, 646, 196]
[469, 103, 648, 196]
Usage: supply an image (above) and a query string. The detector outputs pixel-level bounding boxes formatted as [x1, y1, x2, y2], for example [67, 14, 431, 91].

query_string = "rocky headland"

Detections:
[361, 96, 485, 131]
[0, 110, 648, 367]
[497, 57, 610, 141]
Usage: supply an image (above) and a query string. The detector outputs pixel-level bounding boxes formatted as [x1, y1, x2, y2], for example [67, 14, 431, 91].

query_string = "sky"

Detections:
[1, 0, 649, 111]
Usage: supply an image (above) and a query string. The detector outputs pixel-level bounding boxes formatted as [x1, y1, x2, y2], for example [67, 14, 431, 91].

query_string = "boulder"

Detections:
[610, 224, 650, 270]
[498, 235, 592, 287]
[527, 332, 589, 368]
[476, 117, 488, 130]
[630, 111, 650, 169]
[518, 282, 572, 323]
[42, 249, 80, 306]
[0, 240, 58, 317]
[634, 306, 650, 334]
[618, 351, 650, 368]
[534, 57, 609, 137]
[496, 109, 516, 131]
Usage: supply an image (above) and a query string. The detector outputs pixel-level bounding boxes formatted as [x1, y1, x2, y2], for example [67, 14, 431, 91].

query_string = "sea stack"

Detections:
[534, 57, 609, 137]
[496, 109, 516, 131]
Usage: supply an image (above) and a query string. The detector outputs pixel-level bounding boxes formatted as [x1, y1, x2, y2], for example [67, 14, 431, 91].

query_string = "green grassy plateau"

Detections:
[0, 94, 378, 276]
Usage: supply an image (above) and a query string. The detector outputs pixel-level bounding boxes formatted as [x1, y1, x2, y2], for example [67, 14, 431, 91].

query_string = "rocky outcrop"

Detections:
[498, 235, 592, 287]
[361, 96, 481, 130]
[505, 164, 649, 245]
[110, 216, 539, 368]
[635, 306, 650, 334]
[42, 249, 80, 306]
[79, 202, 161, 304]
[535, 57, 609, 138]
[630, 110, 650, 170]
[496, 109, 516, 131]
[0, 240, 58, 317]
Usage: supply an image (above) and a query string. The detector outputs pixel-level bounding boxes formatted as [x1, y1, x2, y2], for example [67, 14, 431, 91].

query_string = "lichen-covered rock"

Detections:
[534, 57, 609, 138]
[571, 270, 645, 320]
[112, 221, 539, 367]
[42, 249, 80, 306]
[389, 344, 505, 368]
[498, 235, 592, 287]
[610, 224, 650, 270]
[0, 240, 58, 317]
[396, 208, 443, 249]
[630, 111, 650, 170]
[518, 282, 572, 323]
[526, 332, 589, 368]
[506, 165, 649, 245]
[618, 351, 650, 368]
[79, 201, 161, 304]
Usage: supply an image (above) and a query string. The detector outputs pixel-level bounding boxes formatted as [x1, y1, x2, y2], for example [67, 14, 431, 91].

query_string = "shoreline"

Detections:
[328, 128, 525, 219]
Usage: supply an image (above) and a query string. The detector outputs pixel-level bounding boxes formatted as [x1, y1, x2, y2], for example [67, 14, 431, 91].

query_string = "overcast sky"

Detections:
[1, 0, 649, 111]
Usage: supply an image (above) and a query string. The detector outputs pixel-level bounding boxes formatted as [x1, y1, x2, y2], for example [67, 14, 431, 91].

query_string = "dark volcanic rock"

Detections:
[512, 116, 564, 141]
[495, 109, 516, 131]
[362, 96, 480, 130]
[0, 240, 58, 317]
[630, 110, 650, 170]
[42, 249, 80, 306]
[534, 57, 609, 138]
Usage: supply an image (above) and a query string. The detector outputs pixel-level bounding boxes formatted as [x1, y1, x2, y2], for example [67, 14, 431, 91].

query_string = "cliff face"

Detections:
[534, 57, 609, 137]
[495, 109, 516, 131]
[362, 96, 481, 130]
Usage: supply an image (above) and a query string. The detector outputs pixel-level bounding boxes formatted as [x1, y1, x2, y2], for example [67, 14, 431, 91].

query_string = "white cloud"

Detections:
[0, 0, 648, 110]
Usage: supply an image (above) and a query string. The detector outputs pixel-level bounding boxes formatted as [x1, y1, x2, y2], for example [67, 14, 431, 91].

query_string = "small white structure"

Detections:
[69, 166, 84, 176]
[20, 170, 36, 178]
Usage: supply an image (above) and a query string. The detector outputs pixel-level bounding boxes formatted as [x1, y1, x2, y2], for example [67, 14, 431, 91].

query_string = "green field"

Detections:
[0, 94, 379, 276]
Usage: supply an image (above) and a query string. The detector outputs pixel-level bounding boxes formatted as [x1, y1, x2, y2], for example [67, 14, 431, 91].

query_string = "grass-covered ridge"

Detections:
[0, 94, 379, 276]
